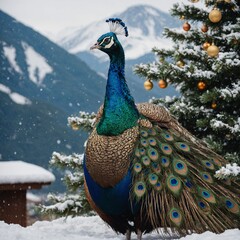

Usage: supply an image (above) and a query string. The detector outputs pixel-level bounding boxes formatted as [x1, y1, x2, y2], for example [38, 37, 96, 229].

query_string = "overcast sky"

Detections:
[0, 0, 193, 35]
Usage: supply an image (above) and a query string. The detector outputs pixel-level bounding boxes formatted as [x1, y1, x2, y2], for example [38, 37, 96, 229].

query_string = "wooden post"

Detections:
[0, 189, 27, 227]
[0, 183, 51, 227]
[0, 161, 55, 227]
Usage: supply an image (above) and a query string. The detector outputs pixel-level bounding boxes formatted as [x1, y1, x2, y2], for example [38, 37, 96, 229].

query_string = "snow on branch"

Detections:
[50, 152, 84, 169]
[68, 111, 96, 131]
[211, 117, 240, 134]
[215, 163, 240, 179]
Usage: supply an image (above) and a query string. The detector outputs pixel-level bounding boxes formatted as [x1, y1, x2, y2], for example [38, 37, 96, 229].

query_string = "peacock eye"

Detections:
[103, 37, 111, 44]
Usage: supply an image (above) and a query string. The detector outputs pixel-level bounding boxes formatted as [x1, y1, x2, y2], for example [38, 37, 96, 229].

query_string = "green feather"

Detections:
[151, 162, 161, 174]
[160, 156, 170, 168]
[169, 207, 183, 227]
[200, 172, 213, 183]
[174, 142, 190, 152]
[166, 174, 182, 196]
[147, 147, 159, 161]
[140, 129, 148, 137]
[173, 158, 188, 176]
[133, 162, 142, 173]
[148, 173, 158, 185]
[148, 137, 157, 146]
[160, 143, 172, 155]
[154, 181, 163, 192]
[161, 131, 174, 141]
[140, 138, 149, 147]
[202, 160, 215, 170]
[198, 187, 216, 204]
[141, 155, 151, 166]
[222, 197, 240, 214]
[197, 199, 211, 214]
[134, 181, 146, 198]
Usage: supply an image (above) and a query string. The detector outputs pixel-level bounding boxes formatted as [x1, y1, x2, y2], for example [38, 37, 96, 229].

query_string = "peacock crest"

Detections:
[106, 18, 128, 37]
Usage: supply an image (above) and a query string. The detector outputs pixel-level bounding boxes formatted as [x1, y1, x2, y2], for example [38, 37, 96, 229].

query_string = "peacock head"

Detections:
[90, 18, 128, 56]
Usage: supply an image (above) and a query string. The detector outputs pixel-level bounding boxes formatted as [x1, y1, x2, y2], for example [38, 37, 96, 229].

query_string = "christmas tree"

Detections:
[135, 0, 240, 163]
[40, 151, 93, 217]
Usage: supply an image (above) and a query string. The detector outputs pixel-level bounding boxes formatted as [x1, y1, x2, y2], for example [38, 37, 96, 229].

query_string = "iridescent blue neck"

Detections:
[97, 44, 139, 136]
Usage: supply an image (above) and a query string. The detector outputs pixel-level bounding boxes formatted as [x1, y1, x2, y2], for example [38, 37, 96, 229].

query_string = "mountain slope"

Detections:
[56, 5, 180, 102]
[57, 5, 180, 60]
[0, 10, 106, 191]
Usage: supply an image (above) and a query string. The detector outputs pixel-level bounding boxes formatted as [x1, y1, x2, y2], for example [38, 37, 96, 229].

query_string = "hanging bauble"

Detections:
[201, 24, 208, 33]
[202, 42, 211, 50]
[71, 122, 80, 131]
[159, 56, 165, 63]
[209, 8, 222, 23]
[224, 0, 231, 3]
[176, 60, 185, 68]
[198, 81, 206, 90]
[188, 0, 199, 2]
[207, 43, 219, 57]
[144, 79, 153, 90]
[211, 102, 217, 109]
[183, 22, 191, 31]
[180, 15, 185, 20]
[158, 79, 168, 89]
[225, 134, 232, 140]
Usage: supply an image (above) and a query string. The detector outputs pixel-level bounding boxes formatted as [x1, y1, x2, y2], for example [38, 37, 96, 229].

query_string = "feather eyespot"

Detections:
[223, 198, 239, 214]
[169, 208, 183, 227]
[134, 181, 146, 198]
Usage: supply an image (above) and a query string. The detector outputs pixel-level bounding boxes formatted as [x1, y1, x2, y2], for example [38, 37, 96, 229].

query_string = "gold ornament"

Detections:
[202, 42, 211, 50]
[224, 0, 231, 3]
[176, 60, 185, 68]
[183, 21, 191, 31]
[158, 79, 168, 89]
[180, 15, 185, 20]
[209, 8, 222, 23]
[159, 56, 165, 63]
[144, 79, 153, 90]
[207, 43, 219, 57]
[211, 102, 217, 109]
[71, 122, 80, 131]
[188, 0, 199, 2]
[198, 81, 206, 90]
[201, 24, 208, 33]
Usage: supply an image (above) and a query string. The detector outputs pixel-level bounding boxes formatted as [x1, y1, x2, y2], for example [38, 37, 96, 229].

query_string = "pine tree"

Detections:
[40, 112, 97, 217]
[40, 151, 93, 217]
[135, 0, 240, 163]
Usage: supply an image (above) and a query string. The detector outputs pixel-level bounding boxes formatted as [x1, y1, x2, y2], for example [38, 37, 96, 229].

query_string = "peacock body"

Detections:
[84, 18, 240, 240]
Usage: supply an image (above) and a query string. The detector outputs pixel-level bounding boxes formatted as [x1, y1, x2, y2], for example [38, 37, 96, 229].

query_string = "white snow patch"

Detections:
[0, 216, 239, 240]
[0, 83, 31, 105]
[22, 42, 53, 86]
[27, 192, 42, 203]
[215, 163, 240, 179]
[0, 161, 55, 184]
[3, 45, 23, 74]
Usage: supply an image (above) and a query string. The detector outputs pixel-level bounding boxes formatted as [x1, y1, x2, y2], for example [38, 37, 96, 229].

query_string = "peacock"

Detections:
[83, 18, 240, 240]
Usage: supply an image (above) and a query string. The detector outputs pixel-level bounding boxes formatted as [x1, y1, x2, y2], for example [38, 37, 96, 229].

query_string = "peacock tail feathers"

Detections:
[131, 113, 240, 235]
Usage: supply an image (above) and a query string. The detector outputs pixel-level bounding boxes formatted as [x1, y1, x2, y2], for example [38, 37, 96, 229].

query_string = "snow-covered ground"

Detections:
[1, 216, 239, 240]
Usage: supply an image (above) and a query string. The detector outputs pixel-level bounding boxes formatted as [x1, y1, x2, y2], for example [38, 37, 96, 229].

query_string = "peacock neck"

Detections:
[97, 45, 139, 136]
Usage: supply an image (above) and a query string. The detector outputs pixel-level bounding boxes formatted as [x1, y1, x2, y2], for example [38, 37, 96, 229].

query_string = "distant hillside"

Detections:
[0, 10, 106, 191]
[56, 5, 180, 102]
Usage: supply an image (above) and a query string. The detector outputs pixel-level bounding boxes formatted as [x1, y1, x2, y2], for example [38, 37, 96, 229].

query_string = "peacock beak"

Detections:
[90, 42, 100, 50]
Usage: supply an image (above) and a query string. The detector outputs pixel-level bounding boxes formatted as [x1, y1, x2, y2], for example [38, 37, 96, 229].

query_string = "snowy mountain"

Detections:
[56, 5, 180, 102]
[0, 10, 106, 191]
[57, 5, 180, 60]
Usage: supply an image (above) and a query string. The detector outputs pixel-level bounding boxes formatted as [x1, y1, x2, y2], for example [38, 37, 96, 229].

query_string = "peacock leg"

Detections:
[126, 229, 131, 240]
[137, 229, 142, 240]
